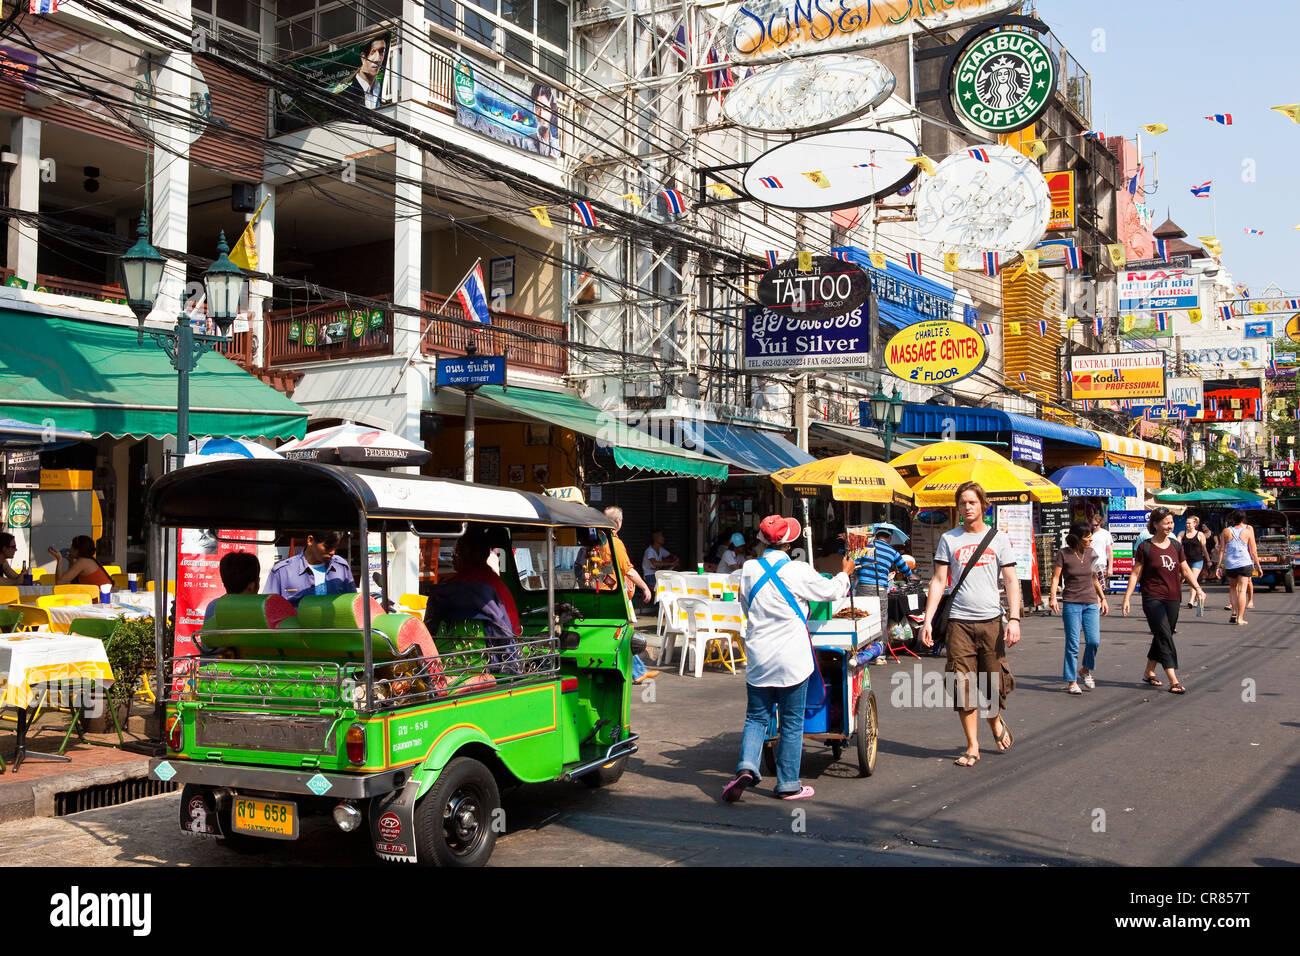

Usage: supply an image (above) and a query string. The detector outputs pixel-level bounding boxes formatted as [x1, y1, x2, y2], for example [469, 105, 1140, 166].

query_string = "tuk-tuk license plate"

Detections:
[231, 797, 298, 839]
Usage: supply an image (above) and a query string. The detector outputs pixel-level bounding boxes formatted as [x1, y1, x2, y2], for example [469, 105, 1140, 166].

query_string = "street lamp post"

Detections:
[868, 384, 906, 462]
[119, 213, 248, 466]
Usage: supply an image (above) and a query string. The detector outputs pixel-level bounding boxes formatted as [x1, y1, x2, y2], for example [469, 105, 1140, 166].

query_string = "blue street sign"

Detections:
[436, 355, 506, 387]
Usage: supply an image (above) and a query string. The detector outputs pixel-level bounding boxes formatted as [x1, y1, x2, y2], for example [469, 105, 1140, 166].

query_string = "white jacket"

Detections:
[738, 549, 851, 687]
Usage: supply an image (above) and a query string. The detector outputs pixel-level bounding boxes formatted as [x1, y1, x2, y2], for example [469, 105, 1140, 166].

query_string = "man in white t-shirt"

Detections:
[920, 482, 1020, 768]
[1090, 514, 1114, 584]
[717, 532, 747, 574]
[641, 530, 677, 589]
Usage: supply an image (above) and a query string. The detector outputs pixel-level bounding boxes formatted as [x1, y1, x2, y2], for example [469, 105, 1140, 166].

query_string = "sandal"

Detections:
[1141, 675, 1163, 686]
[721, 770, 757, 803]
[954, 752, 980, 767]
[776, 784, 815, 800]
[1066, 683, 1082, 695]
[994, 720, 1013, 752]
[1169, 682, 1186, 695]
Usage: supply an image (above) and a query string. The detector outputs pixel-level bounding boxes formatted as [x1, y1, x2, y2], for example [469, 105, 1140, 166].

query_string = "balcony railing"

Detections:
[264, 299, 394, 366]
[420, 291, 567, 376]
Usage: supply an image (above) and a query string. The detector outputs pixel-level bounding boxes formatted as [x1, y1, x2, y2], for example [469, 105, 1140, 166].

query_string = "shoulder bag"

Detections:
[931, 526, 999, 644]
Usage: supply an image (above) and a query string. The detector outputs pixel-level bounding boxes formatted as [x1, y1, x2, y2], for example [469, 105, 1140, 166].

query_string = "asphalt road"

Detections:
[0, 584, 1295, 867]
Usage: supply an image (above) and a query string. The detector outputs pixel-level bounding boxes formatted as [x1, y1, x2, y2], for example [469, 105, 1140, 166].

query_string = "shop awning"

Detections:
[1092, 430, 1176, 464]
[809, 420, 919, 458]
[0, 311, 308, 440]
[473, 385, 728, 481]
[901, 403, 1100, 447]
[678, 420, 813, 475]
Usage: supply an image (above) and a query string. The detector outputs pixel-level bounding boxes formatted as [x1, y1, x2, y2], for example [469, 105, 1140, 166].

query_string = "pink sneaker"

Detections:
[777, 785, 815, 801]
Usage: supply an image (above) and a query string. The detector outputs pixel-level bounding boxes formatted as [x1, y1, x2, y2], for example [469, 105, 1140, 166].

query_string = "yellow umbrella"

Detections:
[890, 440, 1012, 478]
[911, 458, 1063, 507]
[771, 454, 913, 504]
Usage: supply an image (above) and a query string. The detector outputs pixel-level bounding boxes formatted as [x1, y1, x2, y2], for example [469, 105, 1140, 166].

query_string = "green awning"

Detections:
[0, 310, 308, 440]
[473, 385, 728, 481]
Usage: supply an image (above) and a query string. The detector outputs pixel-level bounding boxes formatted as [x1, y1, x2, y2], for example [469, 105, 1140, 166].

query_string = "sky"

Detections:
[1034, 0, 1298, 294]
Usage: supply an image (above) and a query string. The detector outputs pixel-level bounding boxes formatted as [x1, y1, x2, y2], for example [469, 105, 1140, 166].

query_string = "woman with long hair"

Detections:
[47, 535, 112, 587]
[1216, 510, 1260, 625]
[1180, 515, 1210, 608]
[1122, 508, 1206, 694]
[0, 532, 21, 581]
[1050, 521, 1108, 695]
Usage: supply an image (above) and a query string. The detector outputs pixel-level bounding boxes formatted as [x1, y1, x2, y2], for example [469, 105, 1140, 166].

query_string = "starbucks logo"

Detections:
[951, 29, 1056, 134]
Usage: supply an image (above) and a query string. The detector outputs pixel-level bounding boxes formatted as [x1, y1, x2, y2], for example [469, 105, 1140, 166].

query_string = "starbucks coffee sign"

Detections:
[950, 28, 1057, 134]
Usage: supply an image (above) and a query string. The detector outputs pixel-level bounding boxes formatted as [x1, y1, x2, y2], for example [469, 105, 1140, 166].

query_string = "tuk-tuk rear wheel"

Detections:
[414, 757, 500, 867]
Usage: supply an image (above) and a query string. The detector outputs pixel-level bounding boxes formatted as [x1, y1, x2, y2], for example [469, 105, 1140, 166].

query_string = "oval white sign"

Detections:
[723, 54, 895, 133]
[915, 144, 1051, 268]
[743, 128, 919, 211]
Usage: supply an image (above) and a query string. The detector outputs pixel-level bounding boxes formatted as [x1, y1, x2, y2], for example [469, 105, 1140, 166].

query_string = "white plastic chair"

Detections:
[675, 597, 742, 679]
[725, 570, 742, 596]
[655, 572, 688, 665]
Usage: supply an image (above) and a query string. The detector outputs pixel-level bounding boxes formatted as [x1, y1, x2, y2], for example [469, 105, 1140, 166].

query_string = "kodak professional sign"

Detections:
[884, 319, 988, 386]
[1070, 351, 1166, 400]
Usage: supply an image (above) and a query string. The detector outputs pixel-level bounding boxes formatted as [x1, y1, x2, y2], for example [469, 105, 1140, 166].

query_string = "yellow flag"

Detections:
[228, 197, 269, 271]
[529, 206, 553, 228]
[706, 183, 738, 199]
[905, 156, 936, 176]
[868, 252, 886, 270]
[1008, 322, 1021, 335]
[1066, 318, 1078, 331]
[1023, 249, 1040, 273]
[802, 170, 830, 188]
[1028, 140, 1047, 159]
[1271, 104, 1300, 123]
[1141, 123, 1169, 135]
[1252, 301, 1268, 315]
[617, 193, 642, 207]
[1106, 244, 1127, 268]
[1198, 235, 1222, 254]
[943, 252, 960, 272]
[1121, 315, 1135, 332]
[797, 250, 812, 272]
[1188, 308, 1202, 323]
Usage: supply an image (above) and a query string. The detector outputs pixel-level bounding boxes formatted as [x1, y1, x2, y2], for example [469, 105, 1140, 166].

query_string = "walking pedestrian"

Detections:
[919, 482, 1020, 768]
[1215, 510, 1260, 625]
[1121, 507, 1205, 694]
[1180, 515, 1210, 608]
[853, 528, 912, 597]
[721, 514, 852, 803]
[1050, 521, 1108, 695]
[603, 507, 656, 683]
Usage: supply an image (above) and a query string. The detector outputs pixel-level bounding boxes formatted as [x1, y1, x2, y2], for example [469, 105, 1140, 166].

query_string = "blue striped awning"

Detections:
[679, 420, 814, 475]
[899, 404, 1100, 447]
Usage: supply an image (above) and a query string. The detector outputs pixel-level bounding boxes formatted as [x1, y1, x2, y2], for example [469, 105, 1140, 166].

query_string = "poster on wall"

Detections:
[174, 528, 258, 657]
[995, 503, 1034, 582]
[1106, 510, 1147, 593]
[1045, 170, 1076, 230]
[274, 33, 391, 133]
[454, 59, 560, 158]
[909, 509, 952, 582]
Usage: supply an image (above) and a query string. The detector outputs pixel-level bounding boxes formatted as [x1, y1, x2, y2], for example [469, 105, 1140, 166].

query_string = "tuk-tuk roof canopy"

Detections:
[147, 460, 617, 531]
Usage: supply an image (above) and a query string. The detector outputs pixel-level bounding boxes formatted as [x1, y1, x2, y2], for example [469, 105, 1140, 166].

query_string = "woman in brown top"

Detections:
[47, 535, 112, 588]
[1121, 508, 1206, 694]
[1050, 521, 1109, 695]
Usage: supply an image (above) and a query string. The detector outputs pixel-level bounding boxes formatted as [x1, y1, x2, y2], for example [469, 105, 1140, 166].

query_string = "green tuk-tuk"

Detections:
[147, 460, 639, 866]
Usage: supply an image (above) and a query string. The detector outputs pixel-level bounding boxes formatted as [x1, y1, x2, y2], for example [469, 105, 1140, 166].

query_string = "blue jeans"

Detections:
[1061, 602, 1100, 683]
[737, 678, 809, 793]
[632, 655, 646, 681]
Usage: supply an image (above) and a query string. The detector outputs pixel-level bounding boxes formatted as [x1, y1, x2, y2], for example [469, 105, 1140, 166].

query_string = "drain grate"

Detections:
[54, 777, 179, 816]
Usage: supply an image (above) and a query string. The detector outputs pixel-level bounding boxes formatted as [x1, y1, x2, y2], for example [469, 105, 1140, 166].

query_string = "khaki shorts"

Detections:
[945, 617, 1014, 713]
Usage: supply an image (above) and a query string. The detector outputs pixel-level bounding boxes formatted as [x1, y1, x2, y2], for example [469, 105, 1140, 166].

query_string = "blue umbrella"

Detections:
[870, 522, 909, 544]
[184, 436, 283, 465]
[1047, 465, 1138, 499]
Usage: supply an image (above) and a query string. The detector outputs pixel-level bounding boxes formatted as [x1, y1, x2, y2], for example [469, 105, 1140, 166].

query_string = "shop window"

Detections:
[215, 0, 260, 31]
[319, 5, 357, 38]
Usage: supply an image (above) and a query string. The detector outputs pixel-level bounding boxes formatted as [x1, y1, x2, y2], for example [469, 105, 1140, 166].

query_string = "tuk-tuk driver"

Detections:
[264, 531, 356, 605]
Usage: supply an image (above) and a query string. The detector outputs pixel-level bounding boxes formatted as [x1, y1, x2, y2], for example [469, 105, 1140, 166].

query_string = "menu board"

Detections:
[1106, 510, 1148, 592]
[910, 511, 953, 583]
[996, 503, 1034, 582]
[1038, 502, 1071, 549]
[175, 528, 258, 658]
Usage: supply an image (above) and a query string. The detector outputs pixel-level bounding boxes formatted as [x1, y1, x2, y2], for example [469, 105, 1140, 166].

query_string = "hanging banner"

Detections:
[273, 32, 391, 134]
[174, 528, 258, 659]
[1045, 170, 1076, 230]
[1069, 351, 1166, 400]
[882, 319, 988, 385]
[453, 59, 561, 158]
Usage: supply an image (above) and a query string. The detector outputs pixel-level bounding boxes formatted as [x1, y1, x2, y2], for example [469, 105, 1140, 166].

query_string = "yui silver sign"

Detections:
[723, 54, 896, 133]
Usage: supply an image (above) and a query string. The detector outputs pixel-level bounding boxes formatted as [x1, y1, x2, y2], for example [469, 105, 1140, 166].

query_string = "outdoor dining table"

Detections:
[0, 632, 114, 772]
[43, 602, 151, 630]
[13, 586, 54, 600]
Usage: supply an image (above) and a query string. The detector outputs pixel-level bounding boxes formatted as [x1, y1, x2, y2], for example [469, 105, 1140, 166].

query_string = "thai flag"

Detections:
[906, 253, 921, 274]
[669, 25, 690, 63]
[765, 250, 779, 268]
[1157, 313, 1168, 332]
[1081, 399, 1091, 411]
[832, 251, 852, 262]
[982, 252, 999, 276]
[1081, 130, 1105, 141]
[1245, 227, 1264, 235]
[1286, 299, 1300, 309]
[456, 263, 492, 325]
[1065, 369, 1073, 382]
[571, 201, 598, 228]
[1127, 166, 1142, 195]
[705, 47, 733, 90]
[967, 148, 990, 162]
[897, 182, 915, 196]
[1038, 320, 1048, 336]
[1219, 305, 1234, 321]
[29, 0, 59, 11]
[1155, 239, 1169, 262]
[1205, 114, 1232, 125]
[758, 176, 782, 189]
[979, 322, 993, 335]
[1191, 181, 1212, 198]
[660, 189, 685, 215]
[1094, 317, 1105, 336]
[1017, 372, 1027, 383]
[1065, 246, 1081, 270]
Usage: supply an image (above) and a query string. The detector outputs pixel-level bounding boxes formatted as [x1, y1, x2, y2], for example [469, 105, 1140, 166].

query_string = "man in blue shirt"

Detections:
[264, 531, 356, 604]
[854, 529, 912, 597]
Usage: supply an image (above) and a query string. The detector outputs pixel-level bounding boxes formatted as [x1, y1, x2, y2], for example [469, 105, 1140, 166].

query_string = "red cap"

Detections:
[758, 514, 802, 545]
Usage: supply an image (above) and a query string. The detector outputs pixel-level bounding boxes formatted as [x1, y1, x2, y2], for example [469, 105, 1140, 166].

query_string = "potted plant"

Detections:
[85, 616, 158, 734]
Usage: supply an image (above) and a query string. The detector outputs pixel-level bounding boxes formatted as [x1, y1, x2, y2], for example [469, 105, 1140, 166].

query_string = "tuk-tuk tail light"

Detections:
[560, 677, 578, 693]
[166, 712, 183, 752]
[345, 723, 366, 765]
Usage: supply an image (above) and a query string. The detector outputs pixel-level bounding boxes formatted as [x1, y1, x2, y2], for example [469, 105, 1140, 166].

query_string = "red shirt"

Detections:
[1136, 538, 1185, 601]
[450, 566, 520, 634]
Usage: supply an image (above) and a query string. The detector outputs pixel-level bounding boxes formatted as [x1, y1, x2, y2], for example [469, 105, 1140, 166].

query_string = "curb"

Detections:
[0, 757, 157, 824]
